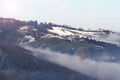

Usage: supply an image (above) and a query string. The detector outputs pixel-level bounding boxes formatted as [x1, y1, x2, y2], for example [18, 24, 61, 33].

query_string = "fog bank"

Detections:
[25, 47, 120, 80]
[98, 33, 120, 46]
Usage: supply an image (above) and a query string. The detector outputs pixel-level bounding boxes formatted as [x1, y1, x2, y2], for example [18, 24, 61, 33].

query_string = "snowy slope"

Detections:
[17, 24, 120, 46]
[48, 27, 105, 37]
[47, 26, 120, 45]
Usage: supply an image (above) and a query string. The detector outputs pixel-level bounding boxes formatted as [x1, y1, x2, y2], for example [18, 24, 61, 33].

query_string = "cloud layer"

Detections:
[25, 47, 120, 80]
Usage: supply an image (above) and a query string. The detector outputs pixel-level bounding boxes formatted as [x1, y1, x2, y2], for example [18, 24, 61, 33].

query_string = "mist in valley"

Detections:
[24, 46, 120, 80]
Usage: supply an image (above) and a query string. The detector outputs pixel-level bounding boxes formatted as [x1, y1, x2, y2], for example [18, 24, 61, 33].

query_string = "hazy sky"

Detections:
[0, 0, 120, 31]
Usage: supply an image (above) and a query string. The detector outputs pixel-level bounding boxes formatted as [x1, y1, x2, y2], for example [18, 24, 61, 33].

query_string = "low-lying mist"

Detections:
[98, 33, 120, 46]
[25, 46, 120, 80]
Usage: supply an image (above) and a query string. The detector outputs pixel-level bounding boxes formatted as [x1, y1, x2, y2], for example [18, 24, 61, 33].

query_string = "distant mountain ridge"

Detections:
[0, 17, 118, 44]
[0, 17, 120, 80]
[0, 17, 120, 62]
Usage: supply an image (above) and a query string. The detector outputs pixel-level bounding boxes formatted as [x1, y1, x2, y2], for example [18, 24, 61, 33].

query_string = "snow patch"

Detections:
[48, 27, 74, 36]
[25, 35, 35, 43]
[20, 26, 29, 31]
[48, 27, 120, 45]
[48, 27, 100, 38]
[41, 34, 63, 39]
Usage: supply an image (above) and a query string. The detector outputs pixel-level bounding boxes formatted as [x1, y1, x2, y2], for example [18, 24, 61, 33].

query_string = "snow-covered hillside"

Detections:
[17, 25, 120, 45]
[47, 26, 120, 45]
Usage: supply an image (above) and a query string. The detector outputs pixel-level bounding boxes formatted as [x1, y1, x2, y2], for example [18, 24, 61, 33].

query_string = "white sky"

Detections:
[0, 0, 120, 32]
